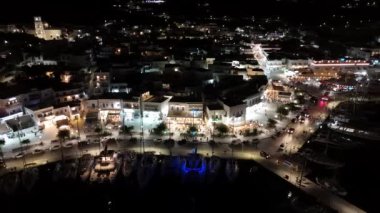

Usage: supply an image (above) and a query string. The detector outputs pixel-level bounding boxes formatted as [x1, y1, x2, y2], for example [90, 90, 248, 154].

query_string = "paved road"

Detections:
[0, 107, 365, 213]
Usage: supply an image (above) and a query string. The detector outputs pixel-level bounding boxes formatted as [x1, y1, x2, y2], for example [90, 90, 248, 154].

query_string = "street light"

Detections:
[16, 119, 26, 167]
[75, 116, 80, 139]
[139, 95, 145, 153]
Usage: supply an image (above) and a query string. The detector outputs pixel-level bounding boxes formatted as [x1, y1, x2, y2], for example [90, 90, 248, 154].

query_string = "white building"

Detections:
[167, 96, 203, 126]
[34, 17, 62, 40]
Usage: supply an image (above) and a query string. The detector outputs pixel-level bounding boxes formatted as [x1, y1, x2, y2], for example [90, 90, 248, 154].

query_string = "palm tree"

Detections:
[215, 123, 229, 136]
[57, 129, 70, 161]
[122, 125, 134, 138]
[163, 139, 175, 155]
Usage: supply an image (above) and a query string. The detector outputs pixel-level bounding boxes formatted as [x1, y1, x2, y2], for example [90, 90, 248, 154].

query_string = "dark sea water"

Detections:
[0, 157, 333, 213]
[303, 131, 380, 213]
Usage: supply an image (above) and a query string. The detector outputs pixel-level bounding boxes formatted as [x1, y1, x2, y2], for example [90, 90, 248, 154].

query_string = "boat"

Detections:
[89, 150, 122, 184]
[78, 154, 94, 182]
[316, 177, 347, 196]
[61, 159, 78, 180]
[160, 155, 181, 177]
[137, 152, 158, 188]
[21, 167, 39, 191]
[1, 172, 20, 195]
[313, 132, 361, 149]
[207, 156, 221, 181]
[290, 196, 333, 213]
[299, 148, 344, 168]
[52, 162, 62, 182]
[180, 153, 207, 183]
[122, 151, 137, 178]
[225, 159, 239, 182]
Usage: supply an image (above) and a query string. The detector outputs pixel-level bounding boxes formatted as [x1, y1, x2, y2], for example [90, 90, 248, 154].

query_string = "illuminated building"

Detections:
[34, 17, 62, 40]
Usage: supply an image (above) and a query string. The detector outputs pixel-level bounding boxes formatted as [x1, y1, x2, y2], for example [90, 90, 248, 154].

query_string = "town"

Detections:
[0, 0, 379, 212]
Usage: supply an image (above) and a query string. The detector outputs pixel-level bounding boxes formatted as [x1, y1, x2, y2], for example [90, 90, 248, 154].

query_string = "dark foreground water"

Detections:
[0, 157, 333, 213]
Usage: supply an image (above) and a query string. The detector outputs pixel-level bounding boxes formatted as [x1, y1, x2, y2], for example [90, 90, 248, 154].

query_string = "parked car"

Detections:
[153, 138, 163, 143]
[78, 140, 89, 148]
[63, 142, 74, 148]
[32, 148, 44, 155]
[177, 139, 187, 145]
[287, 128, 295, 134]
[50, 144, 61, 151]
[260, 151, 271, 159]
[15, 152, 25, 159]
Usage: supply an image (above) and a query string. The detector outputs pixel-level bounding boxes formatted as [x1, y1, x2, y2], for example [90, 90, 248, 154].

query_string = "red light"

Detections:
[319, 100, 327, 107]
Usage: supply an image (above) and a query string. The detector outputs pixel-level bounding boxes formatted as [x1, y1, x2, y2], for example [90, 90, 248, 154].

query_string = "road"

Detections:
[0, 105, 365, 213]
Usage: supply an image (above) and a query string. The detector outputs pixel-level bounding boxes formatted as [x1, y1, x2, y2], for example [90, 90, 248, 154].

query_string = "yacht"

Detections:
[225, 159, 239, 182]
[137, 152, 158, 188]
[78, 154, 94, 182]
[313, 133, 360, 149]
[300, 148, 344, 168]
[207, 156, 221, 181]
[180, 153, 206, 183]
[21, 167, 39, 191]
[316, 177, 347, 196]
[52, 162, 62, 182]
[160, 155, 181, 177]
[1, 172, 20, 195]
[122, 151, 137, 178]
[61, 159, 78, 180]
[89, 150, 122, 183]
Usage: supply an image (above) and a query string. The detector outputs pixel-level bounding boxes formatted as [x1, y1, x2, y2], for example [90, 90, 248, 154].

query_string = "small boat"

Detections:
[21, 167, 39, 191]
[1, 172, 20, 195]
[137, 152, 157, 188]
[89, 150, 122, 184]
[122, 151, 137, 178]
[225, 159, 239, 182]
[78, 154, 94, 182]
[180, 153, 207, 183]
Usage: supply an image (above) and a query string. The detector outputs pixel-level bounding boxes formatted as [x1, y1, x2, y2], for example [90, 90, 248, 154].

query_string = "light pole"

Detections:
[168, 119, 171, 139]
[139, 95, 144, 153]
[75, 116, 80, 139]
[298, 158, 307, 188]
[17, 120, 26, 167]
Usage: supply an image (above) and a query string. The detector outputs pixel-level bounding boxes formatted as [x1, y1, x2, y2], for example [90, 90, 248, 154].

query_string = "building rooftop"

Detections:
[220, 97, 244, 107]
[145, 96, 169, 103]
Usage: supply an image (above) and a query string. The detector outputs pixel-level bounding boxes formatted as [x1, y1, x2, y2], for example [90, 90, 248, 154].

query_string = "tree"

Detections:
[57, 129, 70, 161]
[187, 125, 198, 137]
[121, 125, 134, 137]
[295, 95, 306, 105]
[215, 123, 229, 136]
[164, 139, 175, 155]
[153, 122, 167, 135]
[267, 118, 277, 128]
[21, 139, 31, 145]
[94, 126, 102, 133]
[252, 128, 258, 136]
[57, 129, 70, 141]
[285, 103, 299, 112]
[277, 106, 289, 116]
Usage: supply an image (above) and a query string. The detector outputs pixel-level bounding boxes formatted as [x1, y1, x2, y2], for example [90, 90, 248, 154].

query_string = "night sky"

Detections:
[0, 0, 379, 24]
